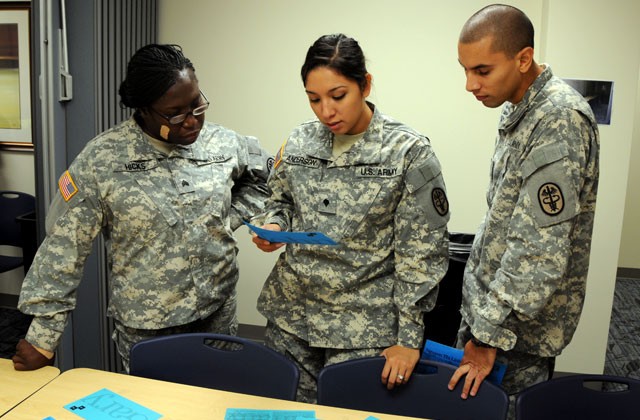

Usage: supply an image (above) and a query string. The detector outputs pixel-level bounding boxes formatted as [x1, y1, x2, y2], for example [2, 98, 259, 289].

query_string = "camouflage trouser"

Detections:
[457, 324, 555, 420]
[112, 294, 238, 373]
[498, 350, 555, 419]
[265, 321, 385, 403]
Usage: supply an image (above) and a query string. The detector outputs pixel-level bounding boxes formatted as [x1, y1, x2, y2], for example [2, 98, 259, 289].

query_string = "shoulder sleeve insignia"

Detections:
[538, 182, 564, 215]
[58, 170, 79, 202]
[273, 140, 286, 170]
[432, 187, 449, 216]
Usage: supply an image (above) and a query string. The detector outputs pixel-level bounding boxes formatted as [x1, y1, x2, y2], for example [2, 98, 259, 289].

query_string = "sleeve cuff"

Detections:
[468, 313, 517, 351]
[397, 311, 425, 349]
[24, 315, 67, 353]
[264, 215, 289, 232]
[230, 213, 243, 231]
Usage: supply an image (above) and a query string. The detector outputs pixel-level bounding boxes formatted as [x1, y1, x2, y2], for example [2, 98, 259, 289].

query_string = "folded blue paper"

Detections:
[422, 340, 507, 385]
[244, 221, 338, 245]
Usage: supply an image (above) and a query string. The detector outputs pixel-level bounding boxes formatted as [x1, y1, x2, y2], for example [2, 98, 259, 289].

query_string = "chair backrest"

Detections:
[515, 374, 640, 420]
[0, 191, 36, 274]
[317, 357, 508, 420]
[0, 191, 35, 247]
[129, 333, 299, 400]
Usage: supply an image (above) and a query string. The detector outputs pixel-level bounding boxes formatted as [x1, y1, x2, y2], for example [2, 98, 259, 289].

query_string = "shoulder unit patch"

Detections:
[432, 187, 449, 216]
[538, 182, 564, 216]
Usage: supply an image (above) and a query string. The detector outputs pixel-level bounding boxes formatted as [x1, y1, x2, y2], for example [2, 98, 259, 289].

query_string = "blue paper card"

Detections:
[224, 408, 316, 419]
[244, 221, 338, 245]
[422, 340, 507, 385]
[63, 388, 161, 420]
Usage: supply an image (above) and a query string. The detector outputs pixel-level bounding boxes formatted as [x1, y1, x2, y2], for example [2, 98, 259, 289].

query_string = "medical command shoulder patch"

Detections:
[538, 182, 564, 216]
[58, 170, 78, 202]
[432, 187, 449, 216]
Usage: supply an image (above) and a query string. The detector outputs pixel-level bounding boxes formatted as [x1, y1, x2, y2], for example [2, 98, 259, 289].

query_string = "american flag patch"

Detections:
[58, 170, 78, 202]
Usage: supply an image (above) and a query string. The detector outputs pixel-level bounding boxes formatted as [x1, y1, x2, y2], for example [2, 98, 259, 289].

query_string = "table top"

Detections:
[0, 358, 60, 417]
[3, 367, 423, 419]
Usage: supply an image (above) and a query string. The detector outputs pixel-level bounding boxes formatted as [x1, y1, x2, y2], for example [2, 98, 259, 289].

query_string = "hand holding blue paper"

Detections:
[422, 340, 507, 385]
[244, 221, 338, 245]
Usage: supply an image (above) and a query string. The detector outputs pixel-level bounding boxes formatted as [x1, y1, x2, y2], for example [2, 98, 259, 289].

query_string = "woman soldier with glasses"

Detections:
[13, 44, 272, 372]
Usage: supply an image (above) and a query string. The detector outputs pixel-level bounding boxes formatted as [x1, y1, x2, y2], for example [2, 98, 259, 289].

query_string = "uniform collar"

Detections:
[500, 65, 553, 131]
[125, 117, 208, 162]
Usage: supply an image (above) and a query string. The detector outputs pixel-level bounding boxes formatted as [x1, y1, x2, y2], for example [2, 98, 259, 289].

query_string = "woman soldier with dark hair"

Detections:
[13, 44, 272, 371]
[252, 34, 450, 402]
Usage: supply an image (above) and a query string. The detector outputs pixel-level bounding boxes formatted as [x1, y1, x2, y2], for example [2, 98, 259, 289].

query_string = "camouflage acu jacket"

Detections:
[257, 105, 450, 349]
[19, 117, 271, 352]
[461, 66, 600, 356]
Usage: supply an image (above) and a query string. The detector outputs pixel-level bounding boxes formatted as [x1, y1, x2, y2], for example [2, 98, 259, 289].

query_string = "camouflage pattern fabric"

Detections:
[256, 104, 450, 353]
[18, 117, 271, 353]
[114, 292, 238, 372]
[265, 321, 383, 403]
[459, 66, 599, 366]
[499, 352, 554, 420]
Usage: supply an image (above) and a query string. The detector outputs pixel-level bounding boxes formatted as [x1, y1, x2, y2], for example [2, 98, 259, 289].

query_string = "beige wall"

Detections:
[618, 71, 640, 270]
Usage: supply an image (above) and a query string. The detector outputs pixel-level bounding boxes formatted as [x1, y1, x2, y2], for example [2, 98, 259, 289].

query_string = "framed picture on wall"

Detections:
[563, 78, 614, 125]
[0, 3, 32, 150]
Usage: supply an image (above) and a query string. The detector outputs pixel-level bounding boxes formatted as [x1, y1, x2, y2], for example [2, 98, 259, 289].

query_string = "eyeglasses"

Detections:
[149, 91, 210, 125]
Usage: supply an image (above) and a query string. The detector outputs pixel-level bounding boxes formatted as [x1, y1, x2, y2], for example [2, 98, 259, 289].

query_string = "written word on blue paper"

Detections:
[63, 388, 161, 420]
[243, 221, 338, 245]
[421, 340, 507, 385]
[224, 408, 316, 419]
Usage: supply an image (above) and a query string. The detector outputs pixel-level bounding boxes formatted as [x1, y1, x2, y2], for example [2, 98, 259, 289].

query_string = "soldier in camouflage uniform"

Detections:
[12, 44, 272, 372]
[449, 5, 600, 418]
[252, 34, 450, 403]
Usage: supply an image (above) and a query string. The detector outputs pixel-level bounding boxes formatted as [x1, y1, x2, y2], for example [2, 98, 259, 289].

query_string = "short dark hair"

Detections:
[119, 44, 195, 109]
[300, 33, 368, 91]
[459, 4, 534, 57]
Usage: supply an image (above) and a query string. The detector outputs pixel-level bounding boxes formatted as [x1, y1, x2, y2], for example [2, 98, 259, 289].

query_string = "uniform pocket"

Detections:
[111, 160, 179, 244]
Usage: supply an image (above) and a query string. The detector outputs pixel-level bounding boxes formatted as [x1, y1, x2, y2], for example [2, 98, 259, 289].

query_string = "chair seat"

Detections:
[0, 191, 36, 276]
